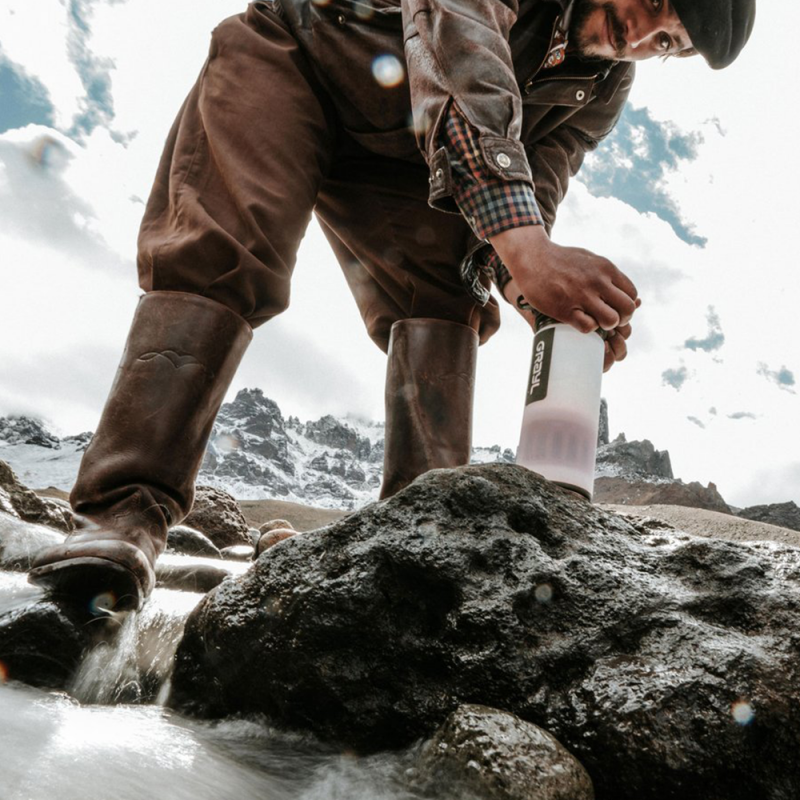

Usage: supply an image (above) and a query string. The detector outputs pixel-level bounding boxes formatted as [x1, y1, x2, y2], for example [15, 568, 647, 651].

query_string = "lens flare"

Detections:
[371, 54, 405, 88]
[354, 0, 374, 20]
[534, 583, 553, 603]
[731, 700, 754, 726]
[90, 592, 117, 616]
[216, 434, 241, 454]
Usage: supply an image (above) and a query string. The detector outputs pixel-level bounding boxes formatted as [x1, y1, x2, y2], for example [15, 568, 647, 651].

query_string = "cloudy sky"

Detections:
[0, 0, 795, 509]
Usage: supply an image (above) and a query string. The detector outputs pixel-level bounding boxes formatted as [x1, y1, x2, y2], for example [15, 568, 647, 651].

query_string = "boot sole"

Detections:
[29, 557, 145, 613]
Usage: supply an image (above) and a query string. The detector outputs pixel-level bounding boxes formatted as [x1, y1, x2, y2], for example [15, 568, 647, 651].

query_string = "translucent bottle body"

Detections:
[516, 322, 604, 499]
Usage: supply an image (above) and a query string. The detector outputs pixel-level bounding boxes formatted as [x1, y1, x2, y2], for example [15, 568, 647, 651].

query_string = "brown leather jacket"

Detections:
[277, 0, 634, 233]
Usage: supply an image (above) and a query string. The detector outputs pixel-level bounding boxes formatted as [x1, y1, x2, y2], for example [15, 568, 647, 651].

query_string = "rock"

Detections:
[170, 464, 800, 798]
[0, 514, 64, 571]
[182, 486, 251, 548]
[594, 476, 731, 513]
[219, 544, 255, 561]
[302, 475, 356, 509]
[595, 437, 673, 480]
[738, 501, 800, 533]
[0, 459, 72, 532]
[62, 431, 93, 451]
[205, 388, 296, 476]
[156, 563, 232, 593]
[304, 415, 371, 458]
[258, 518, 295, 535]
[255, 527, 296, 557]
[416, 704, 593, 800]
[166, 525, 221, 559]
[0, 416, 61, 449]
[597, 398, 609, 447]
[0, 598, 92, 690]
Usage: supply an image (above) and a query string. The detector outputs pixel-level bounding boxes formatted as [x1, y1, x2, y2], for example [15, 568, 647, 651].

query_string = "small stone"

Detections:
[417, 705, 593, 800]
[182, 486, 251, 548]
[258, 518, 295, 534]
[256, 528, 296, 557]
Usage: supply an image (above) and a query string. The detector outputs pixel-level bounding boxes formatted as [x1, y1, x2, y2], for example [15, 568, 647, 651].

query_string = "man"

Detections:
[28, 0, 755, 611]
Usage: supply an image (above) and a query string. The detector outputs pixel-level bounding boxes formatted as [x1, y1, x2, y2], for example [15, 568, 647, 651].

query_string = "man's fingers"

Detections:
[612, 271, 639, 305]
[615, 323, 632, 340]
[601, 286, 638, 326]
[607, 330, 628, 361]
[584, 298, 620, 332]
[569, 309, 599, 334]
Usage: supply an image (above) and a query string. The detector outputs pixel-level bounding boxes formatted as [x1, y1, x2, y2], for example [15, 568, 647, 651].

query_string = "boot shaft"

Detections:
[381, 318, 478, 499]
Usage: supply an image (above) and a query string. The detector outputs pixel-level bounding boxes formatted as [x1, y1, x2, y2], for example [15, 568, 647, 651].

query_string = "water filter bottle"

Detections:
[516, 313, 606, 500]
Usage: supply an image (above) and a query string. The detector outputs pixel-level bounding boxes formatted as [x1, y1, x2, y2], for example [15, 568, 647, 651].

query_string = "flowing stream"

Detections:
[0, 561, 443, 800]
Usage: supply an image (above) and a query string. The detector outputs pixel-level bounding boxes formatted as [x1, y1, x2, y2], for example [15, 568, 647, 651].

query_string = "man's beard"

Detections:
[570, 0, 627, 59]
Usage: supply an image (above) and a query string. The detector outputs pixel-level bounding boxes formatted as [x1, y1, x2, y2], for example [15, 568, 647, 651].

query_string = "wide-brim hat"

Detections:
[671, 0, 756, 69]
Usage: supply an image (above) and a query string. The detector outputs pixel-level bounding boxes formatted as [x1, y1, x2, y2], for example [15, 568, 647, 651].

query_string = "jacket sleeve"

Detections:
[401, 0, 534, 212]
[527, 63, 635, 232]
[442, 101, 543, 239]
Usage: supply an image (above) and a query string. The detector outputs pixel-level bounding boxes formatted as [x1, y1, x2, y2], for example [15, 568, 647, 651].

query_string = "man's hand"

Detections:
[489, 224, 640, 334]
[503, 274, 634, 371]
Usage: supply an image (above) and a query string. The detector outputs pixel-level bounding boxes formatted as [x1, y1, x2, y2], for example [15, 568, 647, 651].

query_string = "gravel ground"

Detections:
[599, 503, 800, 548]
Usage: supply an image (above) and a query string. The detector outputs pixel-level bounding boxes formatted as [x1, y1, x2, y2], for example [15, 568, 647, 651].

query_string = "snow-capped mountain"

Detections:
[0, 389, 514, 510]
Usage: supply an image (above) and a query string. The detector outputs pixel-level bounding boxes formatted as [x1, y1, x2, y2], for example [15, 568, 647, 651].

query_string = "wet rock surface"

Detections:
[0, 514, 64, 571]
[416, 704, 593, 800]
[170, 463, 800, 799]
[166, 525, 222, 559]
[219, 544, 255, 561]
[0, 595, 93, 690]
[182, 486, 251, 548]
[156, 562, 233, 594]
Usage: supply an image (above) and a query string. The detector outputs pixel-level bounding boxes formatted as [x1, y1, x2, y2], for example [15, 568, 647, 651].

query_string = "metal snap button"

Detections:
[496, 153, 512, 169]
[336, 13, 346, 25]
[576, 89, 586, 101]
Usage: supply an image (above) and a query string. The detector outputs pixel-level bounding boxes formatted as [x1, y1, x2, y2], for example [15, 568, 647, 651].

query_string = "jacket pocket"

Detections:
[308, 2, 414, 138]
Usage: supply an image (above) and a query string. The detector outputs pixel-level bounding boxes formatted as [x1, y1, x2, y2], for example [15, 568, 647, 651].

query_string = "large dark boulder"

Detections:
[169, 464, 800, 799]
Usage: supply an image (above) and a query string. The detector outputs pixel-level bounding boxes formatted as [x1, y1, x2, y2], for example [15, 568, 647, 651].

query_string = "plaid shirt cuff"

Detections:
[441, 103, 543, 241]
[480, 248, 514, 301]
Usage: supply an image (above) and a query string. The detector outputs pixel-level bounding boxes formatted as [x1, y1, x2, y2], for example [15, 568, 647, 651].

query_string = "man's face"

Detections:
[570, 0, 695, 62]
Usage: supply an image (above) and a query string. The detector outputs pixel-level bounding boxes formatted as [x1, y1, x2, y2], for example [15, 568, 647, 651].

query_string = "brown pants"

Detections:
[137, 3, 499, 352]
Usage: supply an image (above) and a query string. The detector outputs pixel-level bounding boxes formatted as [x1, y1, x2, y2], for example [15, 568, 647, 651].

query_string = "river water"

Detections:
[0, 563, 439, 800]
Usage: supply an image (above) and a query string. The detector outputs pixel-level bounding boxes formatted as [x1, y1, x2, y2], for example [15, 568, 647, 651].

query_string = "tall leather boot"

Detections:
[29, 291, 252, 611]
[380, 318, 478, 499]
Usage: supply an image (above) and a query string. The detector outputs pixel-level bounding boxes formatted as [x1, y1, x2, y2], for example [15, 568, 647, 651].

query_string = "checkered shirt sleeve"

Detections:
[481, 249, 513, 297]
[441, 103, 543, 242]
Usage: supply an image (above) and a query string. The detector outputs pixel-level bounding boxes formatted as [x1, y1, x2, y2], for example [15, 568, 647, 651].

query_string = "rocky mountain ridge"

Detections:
[0, 392, 795, 525]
